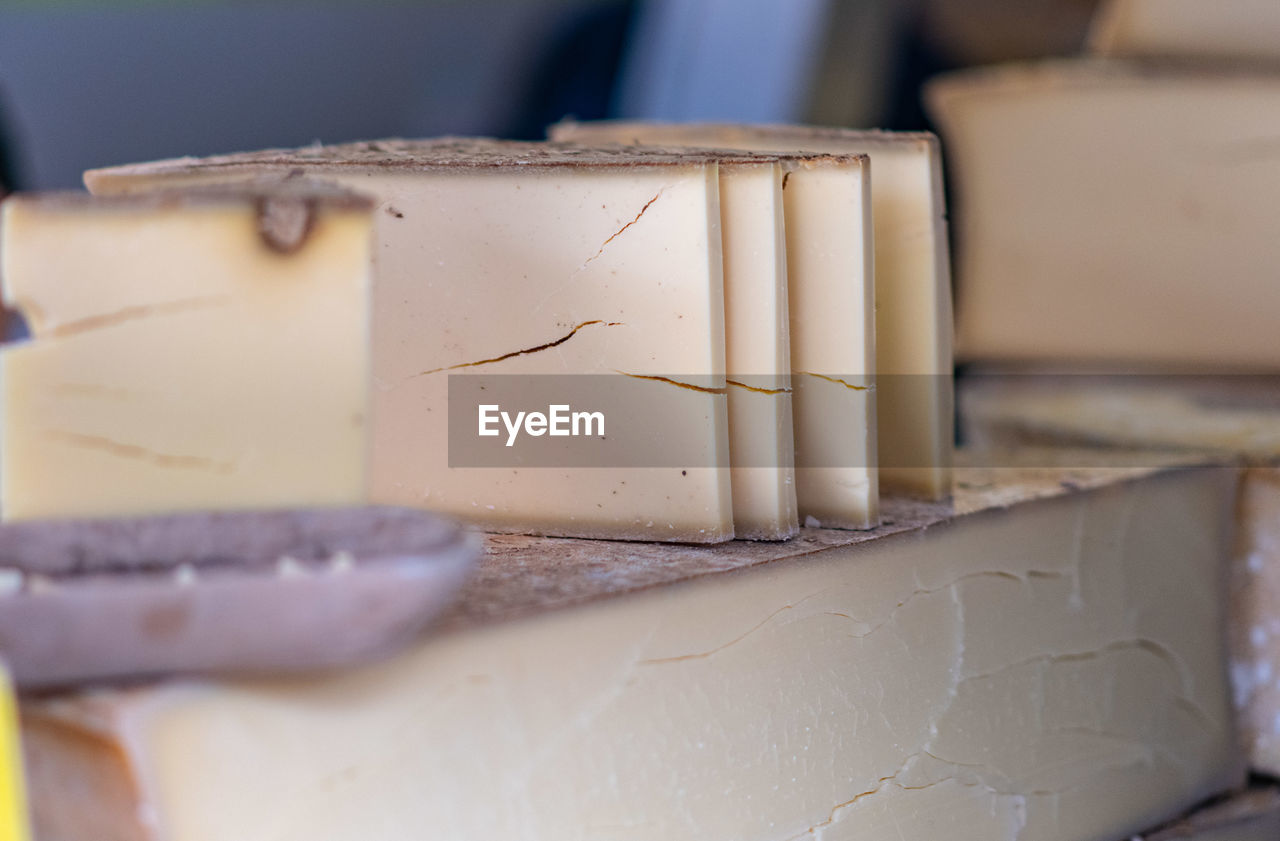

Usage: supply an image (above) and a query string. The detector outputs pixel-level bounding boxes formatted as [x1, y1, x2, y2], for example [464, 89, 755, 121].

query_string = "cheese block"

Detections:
[960, 373, 1280, 776]
[1135, 789, 1280, 841]
[85, 140, 734, 542]
[0, 185, 374, 521]
[552, 120, 954, 502]
[926, 62, 1280, 369]
[0, 665, 30, 841]
[20, 458, 1243, 841]
[1091, 0, 1280, 61]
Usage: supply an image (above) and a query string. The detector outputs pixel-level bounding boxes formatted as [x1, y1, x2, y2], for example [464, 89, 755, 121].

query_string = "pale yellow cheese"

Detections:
[1091, 0, 1280, 61]
[959, 374, 1280, 777]
[927, 61, 1280, 369]
[551, 121, 954, 502]
[718, 161, 797, 539]
[0, 188, 373, 520]
[21, 462, 1243, 841]
[85, 141, 734, 542]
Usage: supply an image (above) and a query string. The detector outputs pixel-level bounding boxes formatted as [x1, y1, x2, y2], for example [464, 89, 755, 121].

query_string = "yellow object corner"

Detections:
[0, 665, 30, 841]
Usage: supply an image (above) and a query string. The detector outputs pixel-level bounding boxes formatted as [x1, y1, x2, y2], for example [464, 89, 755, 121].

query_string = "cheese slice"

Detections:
[1090, 0, 1280, 61]
[550, 120, 954, 502]
[85, 140, 733, 542]
[959, 373, 1280, 777]
[0, 186, 374, 521]
[1136, 789, 1280, 841]
[20, 459, 1243, 841]
[927, 61, 1280, 369]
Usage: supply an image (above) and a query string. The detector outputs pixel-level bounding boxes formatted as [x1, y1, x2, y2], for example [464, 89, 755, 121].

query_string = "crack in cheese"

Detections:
[84, 140, 734, 542]
[0, 187, 374, 521]
[550, 121, 954, 503]
[927, 61, 1280, 369]
[20, 462, 1243, 841]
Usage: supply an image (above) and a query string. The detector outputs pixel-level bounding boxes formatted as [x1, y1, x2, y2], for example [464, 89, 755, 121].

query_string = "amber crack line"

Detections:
[574, 187, 666, 274]
[44, 429, 235, 474]
[726, 379, 791, 395]
[615, 372, 726, 395]
[45, 295, 232, 339]
[413, 320, 622, 377]
[796, 372, 872, 391]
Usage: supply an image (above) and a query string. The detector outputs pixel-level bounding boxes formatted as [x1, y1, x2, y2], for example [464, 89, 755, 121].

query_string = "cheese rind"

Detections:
[85, 140, 735, 542]
[22, 462, 1243, 841]
[1091, 0, 1280, 61]
[550, 121, 954, 501]
[927, 62, 1280, 369]
[0, 188, 374, 521]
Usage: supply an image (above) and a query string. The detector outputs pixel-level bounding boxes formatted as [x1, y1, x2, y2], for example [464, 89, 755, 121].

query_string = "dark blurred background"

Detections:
[0, 0, 1102, 191]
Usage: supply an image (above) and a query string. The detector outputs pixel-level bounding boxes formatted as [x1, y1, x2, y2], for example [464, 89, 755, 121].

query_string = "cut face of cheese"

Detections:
[550, 120, 954, 502]
[927, 62, 1280, 370]
[1090, 0, 1280, 61]
[0, 186, 374, 521]
[85, 140, 733, 542]
[958, 373, 1280, 777]
[717, 161, 797, 539]
[20, 461, 1243, 841]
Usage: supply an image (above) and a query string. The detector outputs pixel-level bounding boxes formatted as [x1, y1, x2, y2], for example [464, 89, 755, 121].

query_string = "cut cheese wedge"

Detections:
[0, 185, 374, 521]
[551, 120, 954, 502]
[927, 61, 1280, 370]
[20, 459, 1243, 841]
[85, 140, 734, 542]
[1091, 0, 1280, 61]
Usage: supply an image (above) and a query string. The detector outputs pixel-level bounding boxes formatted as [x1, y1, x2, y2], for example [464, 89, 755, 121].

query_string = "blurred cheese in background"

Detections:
[1135, 788, 1280, 841]
[551, 120, 953, 501]
[927, 62, 1280, 370]
[0, 184, 374, 521]
[1090, 0, 1280, 61]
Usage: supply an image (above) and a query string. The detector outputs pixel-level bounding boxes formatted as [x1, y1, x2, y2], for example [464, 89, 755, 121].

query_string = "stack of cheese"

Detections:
[1, 134, 955, 543]
[927, 0, 1280, 370]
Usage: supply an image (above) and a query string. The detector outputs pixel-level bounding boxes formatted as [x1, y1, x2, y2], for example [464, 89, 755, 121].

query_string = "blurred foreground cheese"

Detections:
[927, 62, 1280, 369]
[960, 374, 1280, 777]
[86, 140, 734, 542]
[20, 461, 1243, 841]
[553, 120, 954, 502]
[1091, 0, 1280, 61]
[0, 186, 374, 520]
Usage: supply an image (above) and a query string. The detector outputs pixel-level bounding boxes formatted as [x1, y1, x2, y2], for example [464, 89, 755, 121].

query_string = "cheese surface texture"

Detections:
[86, 141, 733, 542]
[960, 375, 1280, 776]
[21, 463, 1242, 841]
[1091, 0, 1280, 60]
[928, 62, 1280, 369]
[551, 121, 954, 502]
[0, 188, 373, 520]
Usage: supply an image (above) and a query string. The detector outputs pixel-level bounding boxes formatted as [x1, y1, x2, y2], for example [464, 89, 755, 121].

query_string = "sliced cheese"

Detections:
[927, 61, 1280, 369]
[551, 120, 954, 502]
[0, 185, 374, 520]
[1091, 0, 1280, 61]
[85, 140, 734, 542]
[0, 664, 30, 841]
[21, 460, 1243, 841]
[959, 373, 1280, 776]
